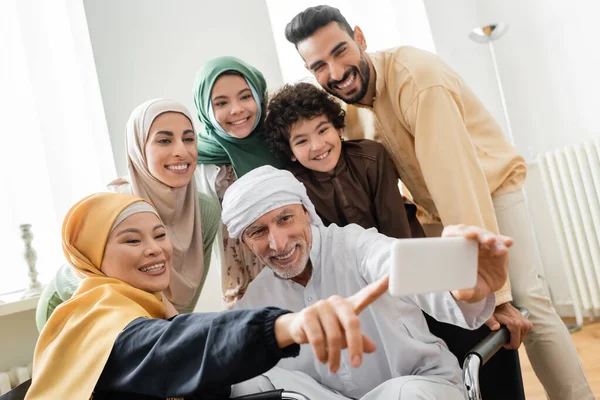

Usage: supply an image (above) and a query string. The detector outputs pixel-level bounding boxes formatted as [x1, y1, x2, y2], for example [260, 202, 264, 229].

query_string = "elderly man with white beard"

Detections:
[224, 166, 513, 400]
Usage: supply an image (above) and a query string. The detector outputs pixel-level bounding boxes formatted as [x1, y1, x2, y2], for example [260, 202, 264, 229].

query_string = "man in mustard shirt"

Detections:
[283, 5, 592, 400]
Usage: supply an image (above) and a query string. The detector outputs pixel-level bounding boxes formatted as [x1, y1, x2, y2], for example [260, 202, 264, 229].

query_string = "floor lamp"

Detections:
[469, 24, 580, 332]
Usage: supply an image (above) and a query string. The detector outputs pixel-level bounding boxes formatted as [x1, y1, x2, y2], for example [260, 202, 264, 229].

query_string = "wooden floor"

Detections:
[519, 321, 600, 399]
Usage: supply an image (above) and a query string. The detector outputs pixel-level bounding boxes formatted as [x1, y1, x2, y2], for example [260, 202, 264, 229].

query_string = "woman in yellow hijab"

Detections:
[25, 192, 293, 399]
[25, 192, 389, 399]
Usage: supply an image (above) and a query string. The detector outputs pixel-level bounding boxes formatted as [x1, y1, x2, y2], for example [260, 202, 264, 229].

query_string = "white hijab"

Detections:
[108, 98, 204, 309]
[222, 165, 323, 239]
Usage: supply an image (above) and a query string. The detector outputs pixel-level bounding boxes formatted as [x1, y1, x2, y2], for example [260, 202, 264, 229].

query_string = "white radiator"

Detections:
[536, 139, 600, 326]
[0, 364, 31, 395]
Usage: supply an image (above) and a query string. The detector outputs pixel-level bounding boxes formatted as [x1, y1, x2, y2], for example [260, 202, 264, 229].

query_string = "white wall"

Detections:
[83, 0, 285, 311]
[424, 0, 600, 314]
[424, 0, 600, 159]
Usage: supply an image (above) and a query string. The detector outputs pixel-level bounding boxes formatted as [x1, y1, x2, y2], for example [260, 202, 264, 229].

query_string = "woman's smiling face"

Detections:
[211, 73, 259, 139]
[144, 111, 197, 188]
[101, 212, 173, 293]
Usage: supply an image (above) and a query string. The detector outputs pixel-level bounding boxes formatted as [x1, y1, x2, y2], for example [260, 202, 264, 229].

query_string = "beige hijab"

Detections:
[109, 99, 204, 309]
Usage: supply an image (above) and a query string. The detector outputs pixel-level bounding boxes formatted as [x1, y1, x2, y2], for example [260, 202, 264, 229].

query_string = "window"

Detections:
[0, 0, 115, 296]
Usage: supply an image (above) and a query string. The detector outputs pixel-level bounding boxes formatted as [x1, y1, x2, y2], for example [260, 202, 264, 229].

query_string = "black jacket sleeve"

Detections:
[95, 307, 299, 399]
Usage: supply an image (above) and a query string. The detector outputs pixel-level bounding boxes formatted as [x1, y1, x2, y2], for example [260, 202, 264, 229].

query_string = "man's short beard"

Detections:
[267, 245, 310, 280]
[325, 52, 371, 104]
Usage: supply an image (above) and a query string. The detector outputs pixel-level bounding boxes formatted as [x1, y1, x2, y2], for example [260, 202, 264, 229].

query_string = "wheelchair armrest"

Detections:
[230, 389, 311, 400]
[468, 307, 529, 366]
[230, 389, 285, 399]
[462, 308, 529, 400]
[468, 326, 511, 366]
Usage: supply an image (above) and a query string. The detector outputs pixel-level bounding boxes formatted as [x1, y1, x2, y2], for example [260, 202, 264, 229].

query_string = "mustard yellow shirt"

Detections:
[345, 46, 526, 304]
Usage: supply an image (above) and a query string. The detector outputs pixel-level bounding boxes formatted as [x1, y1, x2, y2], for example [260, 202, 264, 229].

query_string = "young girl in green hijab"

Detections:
[193, 56, 283, 309]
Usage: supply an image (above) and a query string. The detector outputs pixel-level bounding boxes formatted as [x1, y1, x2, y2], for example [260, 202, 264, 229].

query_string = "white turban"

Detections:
[222, 166, 323, 239]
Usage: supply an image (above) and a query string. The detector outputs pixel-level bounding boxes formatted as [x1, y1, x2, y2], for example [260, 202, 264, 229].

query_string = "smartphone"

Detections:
[388, 236, 478, 297]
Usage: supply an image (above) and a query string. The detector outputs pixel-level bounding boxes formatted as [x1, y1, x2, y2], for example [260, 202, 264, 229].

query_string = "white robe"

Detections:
[235, 223, 495, 399]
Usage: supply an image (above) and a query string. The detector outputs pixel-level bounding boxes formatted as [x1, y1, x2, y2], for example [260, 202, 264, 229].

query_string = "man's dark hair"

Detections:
[285, 5, 354, 47]
[264, 82, 345, 161]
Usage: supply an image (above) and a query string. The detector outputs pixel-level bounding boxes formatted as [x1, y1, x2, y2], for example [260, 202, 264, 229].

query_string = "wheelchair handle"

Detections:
[231, 389, 285, 399]
[462, 308, 529, 400]
[468, 328, 509, 365]
[466, 307, 529, 365]
[231, 389, 311, 400]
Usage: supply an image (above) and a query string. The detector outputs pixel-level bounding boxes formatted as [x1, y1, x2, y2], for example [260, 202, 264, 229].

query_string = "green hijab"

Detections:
[193, 56, 283, 178]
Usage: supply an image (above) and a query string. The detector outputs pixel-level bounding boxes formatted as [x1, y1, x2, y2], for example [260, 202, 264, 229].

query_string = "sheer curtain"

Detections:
[265, 0, 436, 85]
[0, 0, 115, 296]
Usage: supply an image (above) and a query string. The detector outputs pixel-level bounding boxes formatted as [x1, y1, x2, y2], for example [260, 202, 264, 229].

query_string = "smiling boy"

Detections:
[265, 82, 422, 239]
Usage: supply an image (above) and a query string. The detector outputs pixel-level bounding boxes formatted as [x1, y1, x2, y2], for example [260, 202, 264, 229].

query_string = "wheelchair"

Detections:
[1, 309, 528, 400]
